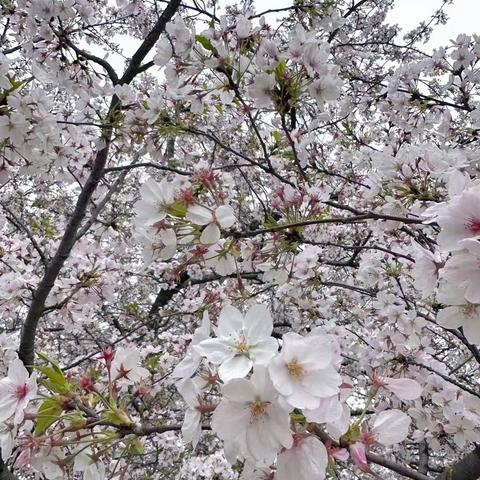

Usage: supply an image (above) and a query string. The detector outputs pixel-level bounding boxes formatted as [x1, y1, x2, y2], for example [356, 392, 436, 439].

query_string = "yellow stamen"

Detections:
[286, 359, 304, 379]
[249, 399, 267, 420]
[235, 339, 250, 354]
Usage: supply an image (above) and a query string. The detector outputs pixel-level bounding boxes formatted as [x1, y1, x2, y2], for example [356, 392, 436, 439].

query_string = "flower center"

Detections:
[462, 303, 479, 317]
[235, 338, 250, 355]
[467, 218, 480, 235]
[249, 399, 267, 421]
[286, 359, 304, 379]
[14, 383, 28, 400]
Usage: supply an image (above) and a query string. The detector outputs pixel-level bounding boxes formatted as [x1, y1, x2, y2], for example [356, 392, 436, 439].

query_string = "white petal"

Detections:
[373, 409, 411, 445]
[186, 205, 213, 225]
[222, 378, 256, 402]
[244, 304, 273, 341]
[8, 359, 28, 385]
[384, 378, 422, 401]
[217, 305, 244, 338]
[218, 355, 252, 381]
[437, 307, 463, 329]
[200, 223, 220, 244]
[215, 205, 236, 229]
[194, 338, 234, 364]
[250, 338, 278, 365]
[303, 367, 342, 398]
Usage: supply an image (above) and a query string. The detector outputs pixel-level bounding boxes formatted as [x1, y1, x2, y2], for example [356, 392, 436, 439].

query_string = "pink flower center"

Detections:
[15, 383, 28, 399]
[467, 218, 480, 235]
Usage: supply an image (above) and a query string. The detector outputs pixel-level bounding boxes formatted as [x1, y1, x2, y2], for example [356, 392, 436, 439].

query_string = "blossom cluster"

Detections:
[172, 304, 421, 478]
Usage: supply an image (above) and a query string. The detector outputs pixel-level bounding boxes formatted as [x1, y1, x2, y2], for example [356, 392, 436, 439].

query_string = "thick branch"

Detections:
[18, 0, 182, 368]
[436, 447, 480, 480]
[366, 451, 430, 480]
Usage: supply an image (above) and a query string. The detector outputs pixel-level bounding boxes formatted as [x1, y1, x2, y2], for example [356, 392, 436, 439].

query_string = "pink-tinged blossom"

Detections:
[349, 442, 370, 472]
[302, 43, 329, 77]
[186, 204, 236, 244]
[211, 367, 292, 465]
[73, 452, 106, 480]
[195, 305, 278, 382]
[173, 311, 211, 379]
[304, 395, 344, 424]
[134, 178, 175, 227]
[412, 247, 444, 298]
[376, 376, 422, 401]
[177, 378, 211, 448]
[308, 76, 342, 108]
[0, 359, 37, 425]
[249, 73, 275, 108]
[110, 347, 149, 384]
[268, 332, 341, 409]
[276, 435, 328, 480]
[441, 239, 480, 304]
[0, 112, 29, 145]
[429, 189, 480, 251]
[153, 37, 173, 67]
[204, 240, 237, 276]
[369, 409, 411, 446]
[0, 422, 17, 461]
[135, 227, 177, 264]
[436, 283, 480, 344]
[235, 15, 252, 38]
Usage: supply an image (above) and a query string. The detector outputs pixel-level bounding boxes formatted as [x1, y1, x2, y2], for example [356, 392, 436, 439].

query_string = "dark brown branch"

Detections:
[435, 446, 480, 480]
[18, 0, 182, 369]
[366, 451, 430, 480]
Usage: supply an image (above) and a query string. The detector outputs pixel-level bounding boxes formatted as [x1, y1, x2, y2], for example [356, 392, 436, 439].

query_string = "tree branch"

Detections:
[17, 0, 182, 368]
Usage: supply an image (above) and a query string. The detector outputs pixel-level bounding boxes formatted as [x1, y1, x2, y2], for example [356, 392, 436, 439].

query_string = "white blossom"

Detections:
[195, 305, 278, 382]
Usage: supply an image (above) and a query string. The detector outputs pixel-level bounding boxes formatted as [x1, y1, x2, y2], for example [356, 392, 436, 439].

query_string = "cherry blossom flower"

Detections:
[302, 43, 329, 77]
[204, 240, 237, 275]
[0, 422, 17, 461]
[73, 452, 106, 480]
[268, 332, 341, 409]
[186, 204, 236, 244]
[369, 409, 411, 446]
[249, 73, 275, 108]
[304, 395, 344, 424]
[211, 367, 293, 465]
[135, 227, 177, 264]
[444, 411, 480, 448]
[195, 305, 278, 382]
[308, 76, 342, 108]
[235, 15, 251, 38]
[0, 112, 29, 145]
[412, 247, 443, 298]
[173, 311, 211, 379]
[441, 239, 480, 304]
[134, 178, 175, 227]
[177, 378, 208, 447]
[153, 37, 173, 67]
[110, 347, 149, 384]
[349, 442, 370, 472]
[376, 376, 422, 401]
[276, 435, 328, 480]
[430, 189, 480, 251]
[0, 358, 37, 425]
[437, 284, 480, 344]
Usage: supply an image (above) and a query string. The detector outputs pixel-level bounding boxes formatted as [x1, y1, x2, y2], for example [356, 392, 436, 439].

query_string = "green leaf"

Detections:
[35, 352, 70, 394]
[341, 423, 361, 444]
[167, 201, 187, 218]
[274, 60, 287, 84]
[195, 35, 215, 52]
[101, 408, 132, 427]
[272, 130, 282, 145]
[35, 398, 62, 436]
